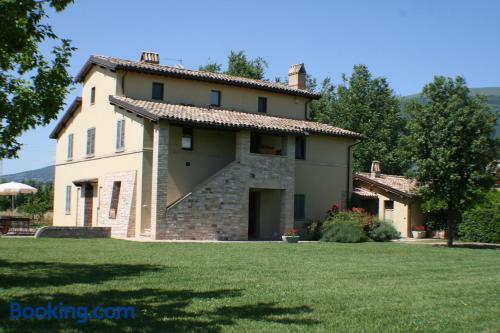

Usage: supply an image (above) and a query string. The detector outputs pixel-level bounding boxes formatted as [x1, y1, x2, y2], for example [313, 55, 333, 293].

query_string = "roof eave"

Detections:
[74, 56, 118, 83]
[109, 96, 365, 138]
[108, 96, 159, 121]
[353, 173, 418, 199]
[49, 97, 83, 139]
[76, 56, 320, 99]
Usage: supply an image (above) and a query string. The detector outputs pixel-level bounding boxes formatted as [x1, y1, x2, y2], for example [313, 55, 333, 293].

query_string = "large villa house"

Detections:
[50, 52, 362, 240]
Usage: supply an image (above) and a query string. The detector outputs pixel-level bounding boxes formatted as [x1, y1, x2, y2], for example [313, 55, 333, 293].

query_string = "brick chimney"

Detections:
[140, 51, 160, 65]
[288, 64, 306, 90]
[370, 161, 381, 178]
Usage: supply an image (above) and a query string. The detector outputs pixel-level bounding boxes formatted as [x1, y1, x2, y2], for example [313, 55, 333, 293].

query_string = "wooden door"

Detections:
[84, 184, 94, 227]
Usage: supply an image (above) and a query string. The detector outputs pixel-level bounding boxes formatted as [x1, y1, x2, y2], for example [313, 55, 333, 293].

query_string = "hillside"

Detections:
[0, 165, 54, 183]
[403, 87, 500, 137]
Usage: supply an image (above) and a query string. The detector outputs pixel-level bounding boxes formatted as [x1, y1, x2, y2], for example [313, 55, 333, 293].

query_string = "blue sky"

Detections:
[3, 0, 500, 175]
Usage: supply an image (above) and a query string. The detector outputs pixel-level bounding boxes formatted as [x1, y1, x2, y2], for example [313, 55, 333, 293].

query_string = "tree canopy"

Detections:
[0, 0, 75, 159]
[199, 51, 268, 80]
[405, 76, 498, 246]
[311, 65, 409, 174]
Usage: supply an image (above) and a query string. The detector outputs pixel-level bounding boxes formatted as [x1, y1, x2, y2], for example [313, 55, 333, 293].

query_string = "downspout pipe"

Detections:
[305, 98, 312, 120]
[346, 140, 362, 208]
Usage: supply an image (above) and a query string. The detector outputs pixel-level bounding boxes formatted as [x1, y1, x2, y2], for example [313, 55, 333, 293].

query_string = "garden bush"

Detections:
[321, 211, 368, 243]
[321, 223, 367, 243]
[458, 208, 500, 243]
[368, 221, 400, 241]
[303, 220, 323, 240]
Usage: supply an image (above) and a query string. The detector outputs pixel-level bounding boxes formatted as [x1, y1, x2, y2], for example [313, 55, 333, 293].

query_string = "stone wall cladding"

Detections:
[161, 130, 295, 240]
[98, 170, 137, 238]
[35, 226, 111, 238]
[150, 122, 169, 239]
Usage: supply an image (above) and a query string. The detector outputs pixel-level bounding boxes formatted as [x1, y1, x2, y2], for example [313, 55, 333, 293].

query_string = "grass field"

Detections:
[0, 239, 499, 332]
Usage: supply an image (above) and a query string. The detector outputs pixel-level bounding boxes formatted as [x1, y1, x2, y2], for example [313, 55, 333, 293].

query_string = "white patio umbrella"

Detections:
[0, 182, 38, 210]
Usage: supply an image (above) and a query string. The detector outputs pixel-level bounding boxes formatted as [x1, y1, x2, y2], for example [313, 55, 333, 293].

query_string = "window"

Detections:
[116, 119, 125, 151]
[109, 181, 121, 219]
[295, 136, 306, 160]
[86, 127, 95, 157]
[182, 128, 193, 150]
[67, 133, 74, 161]
[258, 97, 267, 113]
[65, 185, 71, 214]
[294, 194, 305, 221]
[90, 87, 95, 104]
[152, 82, 164, 100]
[210, 90, 221, 107]
[384, 200, 394, 210]
[384, 200, 394, 222]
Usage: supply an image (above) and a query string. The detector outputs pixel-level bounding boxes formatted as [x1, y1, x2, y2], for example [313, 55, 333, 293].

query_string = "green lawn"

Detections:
[0, 239, 499, 332]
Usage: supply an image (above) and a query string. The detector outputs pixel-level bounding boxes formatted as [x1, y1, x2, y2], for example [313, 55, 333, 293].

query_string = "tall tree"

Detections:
[0, 0, 75, 159]
[311, 65, 408, 174]
[405, 76, 497, 247]
[199, 51, 267, 80]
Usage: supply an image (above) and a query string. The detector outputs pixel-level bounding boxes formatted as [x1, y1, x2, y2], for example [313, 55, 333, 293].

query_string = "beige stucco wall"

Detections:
[167, 126, 236, 205]
[122, 71, 310, 119]
[295, 136, 354, 224]
[375, 192, 410, 237]
[52, 67, 152, 236]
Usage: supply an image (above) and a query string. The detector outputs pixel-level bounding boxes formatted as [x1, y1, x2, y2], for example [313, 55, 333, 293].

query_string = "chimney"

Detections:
[288, 64, 306, 90]
[371, 161, 381, 178]
[140, 51, 160, 65]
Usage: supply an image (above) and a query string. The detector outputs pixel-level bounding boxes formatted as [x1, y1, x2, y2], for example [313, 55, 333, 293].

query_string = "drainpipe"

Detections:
[346, 140, 362, 208]
[121, 72, 128, 96]
[75, 187, 80, 226]
[304, 98, 312, 120]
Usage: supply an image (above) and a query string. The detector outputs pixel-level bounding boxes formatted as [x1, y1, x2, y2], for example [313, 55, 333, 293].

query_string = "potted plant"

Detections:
[282, 228, 300, 243]
[412, 225, 426, 239]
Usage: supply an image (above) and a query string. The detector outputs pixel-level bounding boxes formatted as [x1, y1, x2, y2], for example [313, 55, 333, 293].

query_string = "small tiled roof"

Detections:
[288, 64, 306, 75]
[109, 95, 363, 138]
[354, 172, 419, 198]
[75, 55, 320, 99]
[49, 97, 82, 139]
[352, 187, 378, 199]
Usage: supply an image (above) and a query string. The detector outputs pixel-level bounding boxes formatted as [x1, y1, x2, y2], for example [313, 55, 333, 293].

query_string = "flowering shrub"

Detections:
[326, 203, 341, 218]
[413, 225, 426, 231]
[321, 202, 398, 242]
[321, 210, 369, 243]
[283, 228, 299, 237]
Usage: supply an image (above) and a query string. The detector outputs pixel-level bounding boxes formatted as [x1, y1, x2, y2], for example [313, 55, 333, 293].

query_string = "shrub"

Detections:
[303, 220, 323, 240]
[321, 223, 367, 243]
[369, 221, 400, 241]
[321, 211, 368, 243]
[458, 208, 500, 243]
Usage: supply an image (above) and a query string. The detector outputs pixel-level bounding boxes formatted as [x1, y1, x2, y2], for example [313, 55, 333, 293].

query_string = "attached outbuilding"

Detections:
[352, 161, 425, 238]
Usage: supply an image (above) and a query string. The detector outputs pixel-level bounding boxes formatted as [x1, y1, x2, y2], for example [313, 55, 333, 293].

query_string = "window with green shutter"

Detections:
[86, 127, 95, 157]
[116, 119, 125, 151]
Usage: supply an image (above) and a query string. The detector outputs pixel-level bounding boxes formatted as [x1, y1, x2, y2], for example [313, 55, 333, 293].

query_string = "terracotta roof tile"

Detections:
[352, 187, 378, 199]
[75, 55, 320, 99]
[355, 172, 419, 197]
[109, 95, 363, 138]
